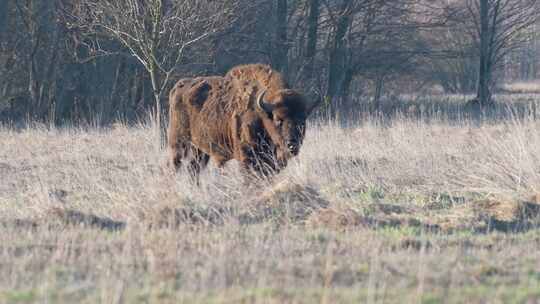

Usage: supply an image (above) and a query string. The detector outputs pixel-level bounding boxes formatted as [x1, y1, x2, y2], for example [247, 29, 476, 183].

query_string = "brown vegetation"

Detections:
[3, 97, 540, 302]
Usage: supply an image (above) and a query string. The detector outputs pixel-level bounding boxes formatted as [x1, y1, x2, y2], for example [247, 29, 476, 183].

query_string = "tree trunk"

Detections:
[274, 0, 288, 76]
[304, 0, 319, 80]
[373, 75, 385, 112]
[476, 0, 492, 106]
[132, 69, 144, 115]
[28, 57, 39, 118]
[43, 22, 60, 123]
[149, 0, 164, 145]
[340, 68, 354, 109]
[149, 65, 162, 130]
[108, 59, 125, 122]
[0, 0, 8, 42]
[326, 8, 350, 102]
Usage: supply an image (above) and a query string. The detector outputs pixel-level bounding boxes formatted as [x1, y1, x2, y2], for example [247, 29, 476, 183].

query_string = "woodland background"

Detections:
[0, 0, 539, 124]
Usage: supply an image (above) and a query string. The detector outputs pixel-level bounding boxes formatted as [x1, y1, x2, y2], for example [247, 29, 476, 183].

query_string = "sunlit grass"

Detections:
[2, 94, 540, 303]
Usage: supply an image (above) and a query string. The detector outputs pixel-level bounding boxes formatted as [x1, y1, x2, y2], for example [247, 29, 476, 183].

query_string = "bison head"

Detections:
[256, 89, 319, 163]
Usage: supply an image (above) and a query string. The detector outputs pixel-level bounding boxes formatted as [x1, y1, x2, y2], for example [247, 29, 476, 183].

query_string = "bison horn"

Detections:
[256, 90, 274, 114]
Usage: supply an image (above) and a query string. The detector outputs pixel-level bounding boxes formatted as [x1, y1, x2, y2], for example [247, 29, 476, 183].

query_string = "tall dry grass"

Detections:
[4, 97, 540, 219]
[2, 95, 540, 303]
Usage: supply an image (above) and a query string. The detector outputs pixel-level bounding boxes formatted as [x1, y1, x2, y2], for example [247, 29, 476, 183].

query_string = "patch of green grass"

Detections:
[430, 192, 465, 208]
[1, 290, 37, 304]
[421, 294, 444, 304]
[306, 229, 335, 244]
[377, 225, 425, 238]
[450, 282, 540, 304]
[501, 285, 540, 304]
[354, 186, 386, 203]
[4, 274, 540, 304]
[386, 191, 429, 205]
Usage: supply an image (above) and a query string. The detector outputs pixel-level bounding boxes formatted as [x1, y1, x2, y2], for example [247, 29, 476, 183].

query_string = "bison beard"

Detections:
[167, 64, 319, 182]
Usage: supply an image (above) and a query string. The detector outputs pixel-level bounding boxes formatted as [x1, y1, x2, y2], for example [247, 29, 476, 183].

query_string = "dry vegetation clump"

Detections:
[306, 196, 540, 233]
[0, 207, 126, 231]
[2, 101, 540, 231]
[419, 196, 540, 232]
[3, 97, 540, 302]
[501, 81, 540, 94]
[238, 180, 330, 225]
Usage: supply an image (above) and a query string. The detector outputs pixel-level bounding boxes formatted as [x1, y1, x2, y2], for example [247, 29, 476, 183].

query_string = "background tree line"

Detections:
[0, 0, 538, 125]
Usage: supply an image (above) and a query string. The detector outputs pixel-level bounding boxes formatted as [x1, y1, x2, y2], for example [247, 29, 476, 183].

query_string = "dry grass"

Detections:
[501, 81, 540, 94]
[2, 95, 540, 303]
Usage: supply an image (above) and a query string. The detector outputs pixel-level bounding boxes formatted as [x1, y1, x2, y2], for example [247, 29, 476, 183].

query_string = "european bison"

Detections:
[167, 64, 319, 181]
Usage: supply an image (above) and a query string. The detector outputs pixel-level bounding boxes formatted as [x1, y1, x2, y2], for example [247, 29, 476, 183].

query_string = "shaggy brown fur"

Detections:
[167, 64, 319, 180]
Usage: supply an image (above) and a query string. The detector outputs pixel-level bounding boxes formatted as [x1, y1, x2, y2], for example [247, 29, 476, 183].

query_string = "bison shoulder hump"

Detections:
[186, 80, 212, 109]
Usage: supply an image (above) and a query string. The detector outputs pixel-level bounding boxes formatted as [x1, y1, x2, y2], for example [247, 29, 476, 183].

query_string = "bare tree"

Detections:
[304, 0, 320, 81]
[318, 0, 449, 109]
[273, 0, 289, 75]
[13, 0, 61, 122]
[464, 0, 539, 106]
[69, 0, 238, 130]
[5, 0, 540, 124]
[426, 2, 478, 94]
[0, 0, 8, 43]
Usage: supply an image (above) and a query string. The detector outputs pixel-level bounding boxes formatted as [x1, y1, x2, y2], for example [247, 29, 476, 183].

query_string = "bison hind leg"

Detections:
[169, 143, 210, 185]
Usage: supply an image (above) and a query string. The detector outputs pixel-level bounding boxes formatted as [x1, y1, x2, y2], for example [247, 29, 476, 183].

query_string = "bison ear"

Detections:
[256, 90, 274, 114]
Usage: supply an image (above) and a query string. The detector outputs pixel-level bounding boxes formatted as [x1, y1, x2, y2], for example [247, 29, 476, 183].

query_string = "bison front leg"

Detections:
[237, 144, 280, 182]
[168, 141, 188, 171]
[186, 147, 210, 185]
[232, 115, 271, 181]
[167, 86, 191, 171]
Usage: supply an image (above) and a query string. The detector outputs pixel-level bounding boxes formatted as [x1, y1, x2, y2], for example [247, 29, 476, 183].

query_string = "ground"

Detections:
[1, 94, 540, 303]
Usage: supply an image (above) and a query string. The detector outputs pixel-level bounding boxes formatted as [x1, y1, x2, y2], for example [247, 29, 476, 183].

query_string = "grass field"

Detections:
[2, 95, 540, 303]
